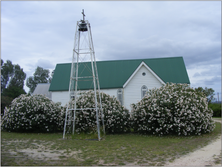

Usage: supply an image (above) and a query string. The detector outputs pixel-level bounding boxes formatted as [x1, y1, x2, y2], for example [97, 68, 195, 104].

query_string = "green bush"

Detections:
[208, 103, 221, 117]
[64, 91, 131, 134]
[1, 94, 63, 132]
[131, 83, 215, 136]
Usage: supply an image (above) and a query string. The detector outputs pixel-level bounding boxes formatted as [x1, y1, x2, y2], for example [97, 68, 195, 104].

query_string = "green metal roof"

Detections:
[49, 57, 190, 91]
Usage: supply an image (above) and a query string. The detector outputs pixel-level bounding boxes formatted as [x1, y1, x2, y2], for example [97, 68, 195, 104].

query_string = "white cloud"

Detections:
[36, 59, 54, 69]
[187, 64, 221, 91]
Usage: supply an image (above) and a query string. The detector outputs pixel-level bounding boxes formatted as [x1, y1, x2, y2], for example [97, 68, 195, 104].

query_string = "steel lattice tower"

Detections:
[63, 10, 105, 140]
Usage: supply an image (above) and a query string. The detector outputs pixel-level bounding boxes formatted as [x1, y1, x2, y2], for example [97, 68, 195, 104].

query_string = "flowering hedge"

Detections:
[64, 91, 131, 134]
[1, 94, 63, 133]
[131, 83, 215, 136]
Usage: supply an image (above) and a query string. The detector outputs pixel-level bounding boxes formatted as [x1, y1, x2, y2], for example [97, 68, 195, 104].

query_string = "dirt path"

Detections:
[165, 119, 222, 166]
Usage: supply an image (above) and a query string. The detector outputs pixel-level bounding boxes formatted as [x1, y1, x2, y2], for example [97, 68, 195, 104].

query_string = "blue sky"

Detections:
[1, 1, 221, 100]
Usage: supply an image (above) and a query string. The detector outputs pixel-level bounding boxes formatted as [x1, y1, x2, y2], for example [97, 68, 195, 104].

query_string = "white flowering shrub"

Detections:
[131, 83, 215, 136]
[64, 91, 131, 134]
[2, 94, 63, 133]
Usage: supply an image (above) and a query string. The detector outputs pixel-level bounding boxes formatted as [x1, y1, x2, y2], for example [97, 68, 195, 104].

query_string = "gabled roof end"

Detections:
[123, 61, 165, 88]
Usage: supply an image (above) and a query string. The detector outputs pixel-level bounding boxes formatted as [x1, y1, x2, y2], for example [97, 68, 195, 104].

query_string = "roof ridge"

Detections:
[56, 56, 183, 65]
[97, 56, 182, 62]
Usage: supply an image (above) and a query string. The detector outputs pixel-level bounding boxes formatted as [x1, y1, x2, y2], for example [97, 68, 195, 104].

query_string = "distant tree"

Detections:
[2, 86, 26, 99]
[1, 60, 14, 92]
[26, 66, 51, 94]
[1, 59, 27, 114]
[208, 103, 221, 117]
[195, 87, 215, 103]
[48, 69, 54, 83]
[1, 86, 26, 113]
[1, 59, 26, 93]
[8, 64, 26, 88]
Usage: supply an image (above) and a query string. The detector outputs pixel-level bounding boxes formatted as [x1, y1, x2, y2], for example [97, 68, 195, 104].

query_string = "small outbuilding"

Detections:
[33, 83, 52, 99]
[49, 57, 190, 110]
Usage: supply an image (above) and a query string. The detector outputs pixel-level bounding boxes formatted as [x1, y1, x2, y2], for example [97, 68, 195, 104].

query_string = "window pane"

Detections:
[117, 89, 123, 105]
[141, 85, 148, 98]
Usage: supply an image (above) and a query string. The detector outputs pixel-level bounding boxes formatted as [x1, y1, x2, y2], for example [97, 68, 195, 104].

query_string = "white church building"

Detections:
[49, 57, 190, 110]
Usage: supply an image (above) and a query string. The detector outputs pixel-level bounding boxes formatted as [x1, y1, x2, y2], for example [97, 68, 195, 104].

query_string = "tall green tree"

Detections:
[2, 86, 26, 99]
[48, 69, 54, 83]
[1, 59, 27, 113]
[8, 64, 26, 89]
[1, 59, 26, 93]
[195, 87, 215, 103]
[1, 60, 14, 92]
[26, 66, 51, 94]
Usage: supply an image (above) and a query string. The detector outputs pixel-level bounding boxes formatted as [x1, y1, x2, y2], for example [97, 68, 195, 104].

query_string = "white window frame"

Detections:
[117, 89, 123, 105]
[141, 85, 148, 99]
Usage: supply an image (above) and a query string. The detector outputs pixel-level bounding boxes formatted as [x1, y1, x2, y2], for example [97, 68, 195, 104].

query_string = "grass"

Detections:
[1, 122, 221, 166]
[213, 117, 222, 120]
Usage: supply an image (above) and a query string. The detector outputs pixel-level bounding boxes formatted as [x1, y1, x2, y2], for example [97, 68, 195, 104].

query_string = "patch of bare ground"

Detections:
[165, 119, 222, 166]
[97, 159, 116, 166]
[2, 139, 83, 165]
[18, 148, 82, 161]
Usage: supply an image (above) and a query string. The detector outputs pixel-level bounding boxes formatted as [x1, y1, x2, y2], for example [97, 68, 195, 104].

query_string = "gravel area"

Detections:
[165, 119, 222, 166]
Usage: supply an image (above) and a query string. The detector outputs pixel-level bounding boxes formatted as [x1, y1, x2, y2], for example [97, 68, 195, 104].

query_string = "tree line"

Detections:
[1, 59, 52, 113]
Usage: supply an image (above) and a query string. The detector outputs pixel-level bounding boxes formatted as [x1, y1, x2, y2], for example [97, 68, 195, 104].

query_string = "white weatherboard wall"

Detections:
[124, 64, 163, 110]
[51, 91, 69, 106]
[100, 88, 119, 98]
[51, 89, 119, 106]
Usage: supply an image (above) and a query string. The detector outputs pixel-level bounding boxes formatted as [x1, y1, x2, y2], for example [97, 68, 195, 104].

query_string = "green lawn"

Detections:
[1, 122, 221, 166]
[213, 117, 222, 119]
